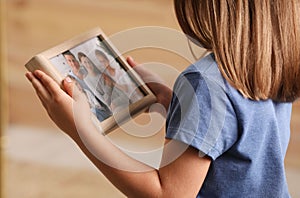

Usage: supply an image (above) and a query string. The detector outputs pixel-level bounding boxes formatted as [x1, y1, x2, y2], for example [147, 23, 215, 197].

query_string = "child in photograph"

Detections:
[26, 0, 300, 197]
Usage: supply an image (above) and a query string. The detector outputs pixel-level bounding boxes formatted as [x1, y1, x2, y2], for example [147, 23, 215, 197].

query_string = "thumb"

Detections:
[63, 76, 75, 97]
[63, 77, 91, 118]
[63, 77, 86, 102]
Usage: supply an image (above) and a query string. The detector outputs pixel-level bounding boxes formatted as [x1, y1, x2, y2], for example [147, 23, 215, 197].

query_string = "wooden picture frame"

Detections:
[25, 27, 156, 135]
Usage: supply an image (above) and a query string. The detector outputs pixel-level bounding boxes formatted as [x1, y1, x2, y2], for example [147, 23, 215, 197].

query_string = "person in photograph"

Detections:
[77, 52, 106, 96]
[78, 51, 130, 113]
[63, 51, 88, 80]
[68, 75, 110, 122]
[94, 49, 127, 86]
[63, 51, 111, 121]
[95, 49, 144, 102]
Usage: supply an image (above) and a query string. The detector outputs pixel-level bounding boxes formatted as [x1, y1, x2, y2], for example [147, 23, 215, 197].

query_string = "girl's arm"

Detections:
[25, 59, 211, 198]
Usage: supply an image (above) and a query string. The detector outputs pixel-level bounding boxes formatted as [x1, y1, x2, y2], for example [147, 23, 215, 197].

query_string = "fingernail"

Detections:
[126, 56, 132, 61]
[65, 76, 72, 83]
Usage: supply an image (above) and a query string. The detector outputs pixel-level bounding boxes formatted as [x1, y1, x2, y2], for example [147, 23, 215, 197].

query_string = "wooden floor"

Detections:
[2, 0, 300, 197]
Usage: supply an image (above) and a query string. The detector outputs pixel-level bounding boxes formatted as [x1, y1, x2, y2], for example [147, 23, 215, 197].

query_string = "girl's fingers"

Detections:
[33, 70, 62, 98]
[25, 71, 51, 102]
[25, 71, 34, 82]
[126, 56, 137, 67]
[126, 57, 148, 79]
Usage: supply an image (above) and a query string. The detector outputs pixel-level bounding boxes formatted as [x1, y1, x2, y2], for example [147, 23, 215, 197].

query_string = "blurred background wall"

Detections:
[1, 0, 300, 197]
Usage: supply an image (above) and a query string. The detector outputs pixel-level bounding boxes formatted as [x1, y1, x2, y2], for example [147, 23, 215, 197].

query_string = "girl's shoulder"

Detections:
[176, 53, 226, 95]
[178, 53, 292, 112]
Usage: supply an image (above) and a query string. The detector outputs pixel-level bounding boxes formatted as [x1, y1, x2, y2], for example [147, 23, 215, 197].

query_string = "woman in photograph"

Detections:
[78, 51, 130, 112]
[68, 75, 111, 122]
[95, 49, 144, 102]
[77, 52, 105, 96]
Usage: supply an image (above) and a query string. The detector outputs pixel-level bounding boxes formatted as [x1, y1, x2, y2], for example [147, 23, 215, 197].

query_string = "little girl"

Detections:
[26, 0, 300, 197]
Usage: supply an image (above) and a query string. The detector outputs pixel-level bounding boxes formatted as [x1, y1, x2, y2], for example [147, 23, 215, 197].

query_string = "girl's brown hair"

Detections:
[174, 0, 300, 102]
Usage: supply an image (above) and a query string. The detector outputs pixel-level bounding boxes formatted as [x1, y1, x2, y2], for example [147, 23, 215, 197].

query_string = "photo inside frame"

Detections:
[49, 36, 145, 123]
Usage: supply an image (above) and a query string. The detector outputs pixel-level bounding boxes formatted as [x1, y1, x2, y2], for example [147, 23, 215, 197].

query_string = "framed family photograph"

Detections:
[25, 28, 156, 135]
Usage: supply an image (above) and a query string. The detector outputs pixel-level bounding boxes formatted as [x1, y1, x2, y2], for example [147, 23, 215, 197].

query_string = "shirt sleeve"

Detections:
[166, 70, 238, 160]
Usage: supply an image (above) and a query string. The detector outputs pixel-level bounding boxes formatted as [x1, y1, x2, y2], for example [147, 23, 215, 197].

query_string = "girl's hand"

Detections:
[25, 70, 91, 138]
[126, 57, 172, 114]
